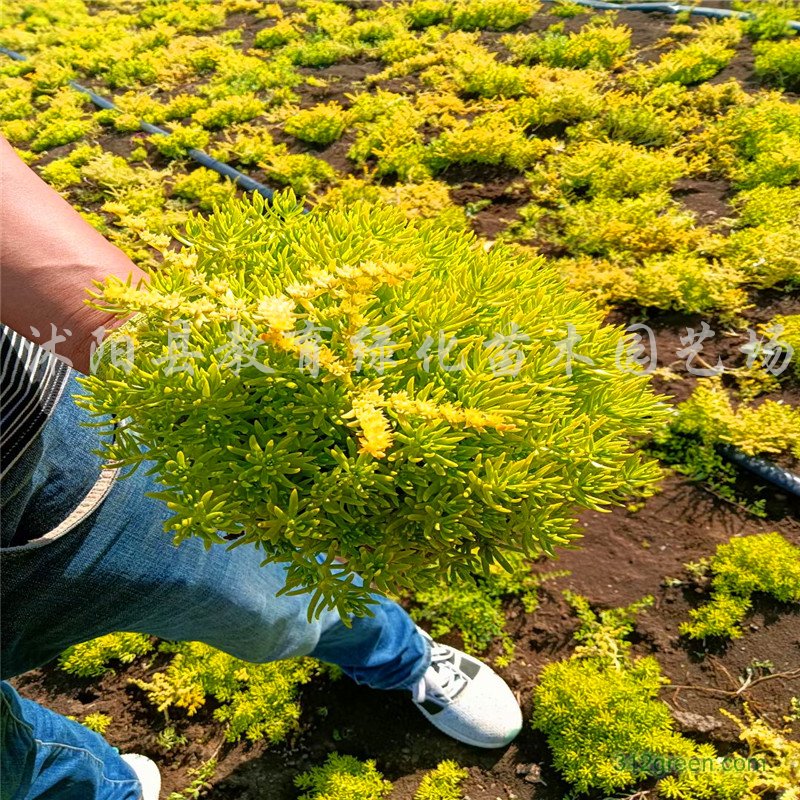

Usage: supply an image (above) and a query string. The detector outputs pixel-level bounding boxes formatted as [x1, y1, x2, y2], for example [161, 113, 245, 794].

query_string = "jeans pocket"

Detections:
[0, 466, 119, 554]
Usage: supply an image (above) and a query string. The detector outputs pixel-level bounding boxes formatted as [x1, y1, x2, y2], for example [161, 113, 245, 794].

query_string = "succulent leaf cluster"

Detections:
[80, 191, 667, 617]
[681, 532, 800, 640]
[294, 754, 393, 800]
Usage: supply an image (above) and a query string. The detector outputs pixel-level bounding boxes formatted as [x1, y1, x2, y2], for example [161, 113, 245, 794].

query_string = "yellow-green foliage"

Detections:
[549, 192, 700, 257]
[719, 706, 800, 800]
[712, 185, 800, 289]
[164, 92, 208, 122]
[549, 0, 589, 18]
[201, 50, 301, 100]
[754, 38, 800, 90]
[426, 116, 551, 172]
[132, 641, 321, 743]
[172, 167, 238, 211]
[430, 46, 535, 97]
[405, 0, 452, 29]
[39, 157, 82, 190]
[570, 91, 681, 146]
[532, 593, 765, 797]
[0, 76, 34, 123]
[79, 151, 168, 215]
[261, 149, 336, 195]
[717, 223, 800, 289]
[339, 14, 406, 46]
[80, 192, 667, 618]
[451, 0, 540, 31]
[210, 124, 276, 165]
[681, 532, 800, 640]
[739, 0, 798, 40]
[94, 90, 185, 132]
[29, 88, 96, 152]
[635, 19, 742, 86]
[315, 177, 469, 231]
[508, 186, 748, 315]
[631, 254, 748, 317]
[136, 1, 226, 33]
[288, 38, 356, 68]
[413, 560, 569, 666]
[348, 96, 428, 180]
[549, 140, 687, 198]
[531, 594, 695, 795]
[59, 632, 154, 678]
[166, 758, 217, 800]
[193, 94, 265, 129]
[4, 115, 36, 145]
[732, 185, 800, 228]
[551, 254, 638, 310]
[414, 760, 468, 800]
[694, 95, 800, 188]
[81, 712, 113, 735]
[253, 19, 300, 50]
[765, 314, 800, 378]
[66, 150, 190, 266]
[656, 742, 757, 800]
[377, 31, 429, 63]
[666, 378, 800, 459]
[562, 591, 654, 667]
[284, 101, 349, 146]
[504, 17, 631, 70]
[294, 754, 393, 800]
[534, 656, 695, 793]
[506, 68, 605, 127]
[151, 125, 211, 159]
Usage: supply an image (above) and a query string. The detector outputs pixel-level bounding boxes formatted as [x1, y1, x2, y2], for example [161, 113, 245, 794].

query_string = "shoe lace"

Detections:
[413, 643, 468, 706]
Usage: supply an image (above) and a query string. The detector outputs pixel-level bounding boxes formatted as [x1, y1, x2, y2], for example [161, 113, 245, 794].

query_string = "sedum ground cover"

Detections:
[2, 0, 800, 798]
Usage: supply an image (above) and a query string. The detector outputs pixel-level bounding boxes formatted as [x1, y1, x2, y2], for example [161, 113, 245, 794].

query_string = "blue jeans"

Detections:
[0, 371, 430, 799]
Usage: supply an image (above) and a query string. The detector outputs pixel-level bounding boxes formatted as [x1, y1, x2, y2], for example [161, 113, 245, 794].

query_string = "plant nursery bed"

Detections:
[4, 0, 800, 797]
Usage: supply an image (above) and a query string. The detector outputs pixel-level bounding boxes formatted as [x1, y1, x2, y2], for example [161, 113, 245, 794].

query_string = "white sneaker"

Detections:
[411, 627, 522, 749]
[120, 754, 161, 800]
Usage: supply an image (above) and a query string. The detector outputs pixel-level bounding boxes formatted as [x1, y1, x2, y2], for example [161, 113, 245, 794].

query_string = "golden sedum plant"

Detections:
[667, 378, 800, 459]
[80, 192, 667, 618]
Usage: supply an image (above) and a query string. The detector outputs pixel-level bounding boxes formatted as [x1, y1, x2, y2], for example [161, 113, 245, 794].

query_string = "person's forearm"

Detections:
[0, 136, 148, 374]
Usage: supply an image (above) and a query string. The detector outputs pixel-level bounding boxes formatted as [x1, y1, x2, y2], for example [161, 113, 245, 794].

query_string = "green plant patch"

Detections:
[737, 0, 798, 40]
[132, 641, 322, 743]
[681, 532, 800, 640]
[412, 559, 569, 665]
[294, 753, 393, 800]
[59, 632, 155, 678]
[754, 37, 800, 90]
[503, 17, 631, 70]
[414, 760, 468, 800]
[284, 101, 349, 146]
[451, 0, 541, 31]
[633, 19, 742, 87]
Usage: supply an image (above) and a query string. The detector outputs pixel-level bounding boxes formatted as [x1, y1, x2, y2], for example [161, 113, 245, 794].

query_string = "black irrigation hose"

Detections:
[718, 445, 800, 499]
[541, 0, 800, 31]
[0, 44, 276, 200]
[4, 38, 800, 500]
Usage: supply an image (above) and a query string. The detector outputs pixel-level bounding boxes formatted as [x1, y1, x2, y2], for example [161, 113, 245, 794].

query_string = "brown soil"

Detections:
[672, 178, 734, 226]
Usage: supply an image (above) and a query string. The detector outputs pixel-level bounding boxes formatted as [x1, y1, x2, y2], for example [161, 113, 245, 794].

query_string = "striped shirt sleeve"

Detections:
[0, 324, 70, 479]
